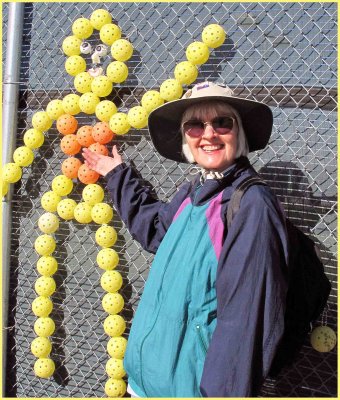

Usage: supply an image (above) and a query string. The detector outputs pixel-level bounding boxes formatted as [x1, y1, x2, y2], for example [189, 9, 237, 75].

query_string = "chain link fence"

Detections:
[3, 2, 337, 397]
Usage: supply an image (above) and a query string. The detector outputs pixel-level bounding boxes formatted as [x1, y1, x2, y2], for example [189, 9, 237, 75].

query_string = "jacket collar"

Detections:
[190, 157, 252, 205]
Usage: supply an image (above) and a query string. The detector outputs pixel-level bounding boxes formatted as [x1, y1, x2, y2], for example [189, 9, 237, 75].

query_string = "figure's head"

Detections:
[148, 81, 273, 165]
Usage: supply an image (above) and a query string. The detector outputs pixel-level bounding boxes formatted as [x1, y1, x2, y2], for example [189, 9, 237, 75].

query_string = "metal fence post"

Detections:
[2, 3, 25, 396]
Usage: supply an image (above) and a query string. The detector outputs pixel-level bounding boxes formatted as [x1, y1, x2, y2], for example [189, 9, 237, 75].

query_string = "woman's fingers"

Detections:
[82, 148, 100, 162]
[112, 145, 119, 157]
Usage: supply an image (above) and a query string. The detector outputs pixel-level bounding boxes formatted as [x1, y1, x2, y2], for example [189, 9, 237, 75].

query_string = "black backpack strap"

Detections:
[227, 176, 267, 229]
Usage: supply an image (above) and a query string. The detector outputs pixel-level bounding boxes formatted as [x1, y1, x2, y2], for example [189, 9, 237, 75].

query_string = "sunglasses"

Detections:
[182, 116, 236, 138]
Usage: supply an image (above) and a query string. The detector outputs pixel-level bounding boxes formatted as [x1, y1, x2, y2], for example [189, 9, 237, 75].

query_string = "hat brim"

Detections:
[148, 95, 273, 163]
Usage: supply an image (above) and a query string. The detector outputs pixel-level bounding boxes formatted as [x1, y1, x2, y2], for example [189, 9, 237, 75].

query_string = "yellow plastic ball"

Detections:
[65, 55, 86, 77]
[57, 198, 77, 220]
[186, 41, 210, 65]
[74, 72, 93, 94]
[2, 181, 9, 197]
[23, 128, 44, 149]
[34, 317, 55, 337]
[13, 146, 34, 167]
[109, 113, 130, 135]
[103, 315, 126, 337]
[160, 79, 183, 101]
[37, 256, 58, 277]
[106, 358, 126, 379]
[141, 90, 165, 113]
[62, 94, 81, 115]
[106, 61, 128, 83]
[41, 191, 61, 212]
[111, 39, 133, 62]
[34, 358, 55, 379]
[79, 92, 100, 114]
[107, 336, 127, 359]
[91, 75, 113, 98]
[72, 17, 93, 39]
[62, 35, 82, 56]
[31, 337, 52, 358]
[90, 9, 112, 30]
[74, 202, 93, 224]
[35, 276, 56, 297]
[105, 378, 126, 398]
[100, 23, 121, 45]
[127, 106, 148, 129]
[2, 163, 22, 183]
[51, 175, 73, 197]
[91, 203, 113, 224]
[46, 99, 65, 120]
[32, 296, 53, 317]
[32, 111, 53, 132]
[38, 212, 59, 234]
[174, 61, 198, 85]
[95, 226, 118, 248]
[100, 270, 123, 293]
[202, 24, 226, 48]
[310, 326, 337, 352]
[34, 235, 56, 256]
[97, 248, 119, 270]
[82, 183, 104, 205]
[95, 100, 117, 122]
[102, 292, 124, 314]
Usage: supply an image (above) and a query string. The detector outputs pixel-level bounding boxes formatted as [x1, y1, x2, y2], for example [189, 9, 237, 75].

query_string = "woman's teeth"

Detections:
[201, 145, 223, 152]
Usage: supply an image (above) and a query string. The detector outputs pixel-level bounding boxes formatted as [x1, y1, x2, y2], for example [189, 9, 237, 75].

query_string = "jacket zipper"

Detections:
[196, 325, 208, 354]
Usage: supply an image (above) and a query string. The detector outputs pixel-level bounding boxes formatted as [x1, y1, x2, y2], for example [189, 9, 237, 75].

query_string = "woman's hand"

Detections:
[82, 145, 123, 176]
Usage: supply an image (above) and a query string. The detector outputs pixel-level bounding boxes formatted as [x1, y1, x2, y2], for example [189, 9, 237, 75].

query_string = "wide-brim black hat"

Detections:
[148, 81, 273, 163]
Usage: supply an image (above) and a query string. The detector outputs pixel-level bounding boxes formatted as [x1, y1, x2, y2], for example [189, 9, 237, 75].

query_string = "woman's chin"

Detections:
[196, 157, 235, 172]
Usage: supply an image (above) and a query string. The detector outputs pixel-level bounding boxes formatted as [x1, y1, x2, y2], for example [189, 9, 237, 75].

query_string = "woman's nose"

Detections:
[202, 123, 216, 139]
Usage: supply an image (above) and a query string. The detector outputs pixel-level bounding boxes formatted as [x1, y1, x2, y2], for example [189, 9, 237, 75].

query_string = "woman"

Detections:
[82, 81, 289, 397]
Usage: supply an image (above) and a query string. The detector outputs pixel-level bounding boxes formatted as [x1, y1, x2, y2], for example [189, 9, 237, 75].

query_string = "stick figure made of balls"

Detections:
[3, 8, 226, 397]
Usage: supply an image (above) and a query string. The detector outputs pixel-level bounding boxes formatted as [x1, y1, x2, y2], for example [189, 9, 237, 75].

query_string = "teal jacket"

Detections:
[105, 157, 289, 397]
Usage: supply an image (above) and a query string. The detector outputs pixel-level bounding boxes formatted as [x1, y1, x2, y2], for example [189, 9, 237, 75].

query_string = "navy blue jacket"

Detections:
[105, 157, 289, 397]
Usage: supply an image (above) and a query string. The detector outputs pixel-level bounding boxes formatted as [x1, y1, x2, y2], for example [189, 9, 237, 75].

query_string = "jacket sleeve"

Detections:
[200, 186, 289, 397]
[104, 163, 192, 254]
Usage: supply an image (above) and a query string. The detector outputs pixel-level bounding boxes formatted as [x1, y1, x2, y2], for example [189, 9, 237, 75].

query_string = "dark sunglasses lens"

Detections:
[183, 120, 204, 137]
[212, 117, 234, 133]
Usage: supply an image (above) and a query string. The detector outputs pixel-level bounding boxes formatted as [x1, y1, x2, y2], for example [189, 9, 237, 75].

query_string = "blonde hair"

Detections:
[181, 101, 249, 163]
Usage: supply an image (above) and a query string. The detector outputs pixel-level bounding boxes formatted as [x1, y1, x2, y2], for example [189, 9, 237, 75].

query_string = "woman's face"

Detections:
[183, 107, 238, 172]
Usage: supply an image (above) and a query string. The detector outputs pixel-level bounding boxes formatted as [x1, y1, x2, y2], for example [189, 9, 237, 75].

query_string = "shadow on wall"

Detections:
[258, 161, 337, 397]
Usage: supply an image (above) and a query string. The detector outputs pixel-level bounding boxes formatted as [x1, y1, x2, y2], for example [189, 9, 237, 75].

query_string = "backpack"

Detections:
[227, 175, 332, 376]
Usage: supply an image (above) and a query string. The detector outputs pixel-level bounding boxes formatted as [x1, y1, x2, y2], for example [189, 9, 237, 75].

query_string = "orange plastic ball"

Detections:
[56, 114, 78, 135]
[92, 122, 115, 144]
[78, 164, 100, 184]
[88, 142, 109, 156]
[76, 125, 96, 147]
[60, 134, 81, 156]
[61, 157, 83, 179]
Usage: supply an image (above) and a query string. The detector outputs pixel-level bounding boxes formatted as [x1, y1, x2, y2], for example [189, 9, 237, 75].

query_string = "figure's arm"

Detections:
[200, 186, 289, 397]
